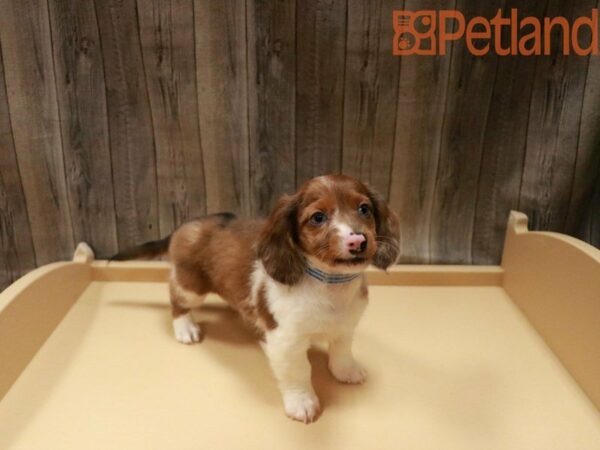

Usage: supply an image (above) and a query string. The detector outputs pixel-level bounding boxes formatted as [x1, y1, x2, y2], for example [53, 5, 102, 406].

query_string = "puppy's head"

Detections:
[257, 175, 400, 285]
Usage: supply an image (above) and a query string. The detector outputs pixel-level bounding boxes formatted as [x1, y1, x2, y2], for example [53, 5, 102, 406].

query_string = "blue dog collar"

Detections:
[304, 263, 361, 284]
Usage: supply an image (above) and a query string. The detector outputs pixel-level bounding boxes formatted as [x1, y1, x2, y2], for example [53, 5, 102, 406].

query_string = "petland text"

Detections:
[393, 9, 598, 56]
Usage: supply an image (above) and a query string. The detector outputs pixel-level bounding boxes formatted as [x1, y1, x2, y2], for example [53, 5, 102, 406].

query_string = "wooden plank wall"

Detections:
[1, 0, 599, 289]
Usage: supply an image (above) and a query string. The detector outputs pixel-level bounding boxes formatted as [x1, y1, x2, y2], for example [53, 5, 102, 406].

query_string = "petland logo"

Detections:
[393, 9, 599, 56]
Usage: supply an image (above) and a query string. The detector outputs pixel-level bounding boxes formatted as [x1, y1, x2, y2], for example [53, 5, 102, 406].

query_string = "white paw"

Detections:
[283, 391, 321, 424]
[173, 314, 202, 344]
[329, 361, 368, 384]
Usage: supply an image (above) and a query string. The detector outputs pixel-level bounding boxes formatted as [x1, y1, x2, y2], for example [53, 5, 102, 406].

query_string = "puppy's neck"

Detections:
[303, 256, 364, 285]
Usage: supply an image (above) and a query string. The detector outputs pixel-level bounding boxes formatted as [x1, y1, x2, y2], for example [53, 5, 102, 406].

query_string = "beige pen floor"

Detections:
[1, 281, 599, 450]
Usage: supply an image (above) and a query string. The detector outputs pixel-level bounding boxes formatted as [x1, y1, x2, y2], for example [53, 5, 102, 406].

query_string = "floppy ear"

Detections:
[257, 194, 305, 285]
[367, 187, 400, 270]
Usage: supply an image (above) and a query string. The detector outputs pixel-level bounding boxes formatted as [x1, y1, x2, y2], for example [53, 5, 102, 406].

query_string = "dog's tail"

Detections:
[110, 213, 236, 261]
[110, 235, 171, 261]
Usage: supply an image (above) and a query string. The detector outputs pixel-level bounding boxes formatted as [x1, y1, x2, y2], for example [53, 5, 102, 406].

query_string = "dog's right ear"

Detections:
[257, 194, 305, 285]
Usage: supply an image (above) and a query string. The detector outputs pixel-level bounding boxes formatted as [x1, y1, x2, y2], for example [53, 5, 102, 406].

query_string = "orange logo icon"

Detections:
[393, 11, 437, 55]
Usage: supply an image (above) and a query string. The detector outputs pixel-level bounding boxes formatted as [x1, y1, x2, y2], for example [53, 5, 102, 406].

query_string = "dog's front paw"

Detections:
[173, 314, 202, 344]
[283, 391, 321, 424]
[329, 361, 368, 384]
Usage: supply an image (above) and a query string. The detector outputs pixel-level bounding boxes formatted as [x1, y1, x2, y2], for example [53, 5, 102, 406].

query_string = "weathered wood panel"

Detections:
[247, 0, 296, 215]
[389, 0, 455, 264]
[471, 0, 547, 264]
[429, 0, 504, 264]
[194, 0, 249, 215]
[566, 0, 600, 235]
[574, 0, 600, 248]
[342, 0, 399, 199]
[95, 0, 159, 247]
[0, 0, 599, 290]
[0, 46, 37, 289]
[296, 0, 347, 185]
[589, 183, 600, 247]
[137, 0, 206, 234]
[579, 172, 600, 247]
[519, 0, 596, 232]
[48, 0, 118, 258]
[0, 0, 74, 264]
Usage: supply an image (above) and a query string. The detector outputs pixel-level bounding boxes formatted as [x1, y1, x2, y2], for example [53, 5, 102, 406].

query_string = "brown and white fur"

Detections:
[113, 175, 400, 423]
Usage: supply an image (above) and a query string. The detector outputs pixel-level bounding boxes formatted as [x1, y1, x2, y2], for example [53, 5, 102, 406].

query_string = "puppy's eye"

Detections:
[310, 212, 327, 225]
[358, 203, 371, 218]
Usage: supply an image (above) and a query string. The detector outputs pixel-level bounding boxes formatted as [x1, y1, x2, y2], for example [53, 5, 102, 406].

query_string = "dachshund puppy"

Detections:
[113, 175, 400, 423]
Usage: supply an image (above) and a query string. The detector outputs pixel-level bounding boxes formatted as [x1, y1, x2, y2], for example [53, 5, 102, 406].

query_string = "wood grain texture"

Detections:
[575, 25, 600, 248]
[566, 0, 600, 236]
[95, 0, 159, 248]
[0, 0, 74, 264]
[580, 173, 600, 247]
[194, 0, 250, 215]
[0, 0, 599, 290]
[247, 0, 296, 215]
[342, 0, 399, 199]
[389, 0, 455, 264]
[519, 0, 595, 233]
[295, 0, 347, 185]
[429, 0, 504, 264]
[0, 46, 36, 289]
[48, 0, 118, 258]
[471, 0, 547, 264]
[137, 0, 207, 234]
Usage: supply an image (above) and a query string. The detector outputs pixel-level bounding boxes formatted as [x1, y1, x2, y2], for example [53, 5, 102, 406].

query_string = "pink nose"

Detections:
[346, 233, 366, 251]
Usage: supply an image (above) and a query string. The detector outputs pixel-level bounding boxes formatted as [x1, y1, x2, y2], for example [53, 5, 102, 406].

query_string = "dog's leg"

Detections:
[328, 330, 367, 384]
[263, 332, 320, 423]
[169, 272, 205, 344]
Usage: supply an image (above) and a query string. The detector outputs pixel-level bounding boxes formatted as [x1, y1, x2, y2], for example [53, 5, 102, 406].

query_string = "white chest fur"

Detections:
[252, 262, 369, 423]
[263, 268, 368, 340]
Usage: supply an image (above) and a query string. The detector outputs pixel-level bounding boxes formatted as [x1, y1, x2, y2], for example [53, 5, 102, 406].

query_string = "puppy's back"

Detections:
[169, 214, 265, 306]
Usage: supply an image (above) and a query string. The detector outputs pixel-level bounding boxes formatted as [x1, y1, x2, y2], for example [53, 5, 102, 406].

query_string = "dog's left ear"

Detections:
[257, 194, 305, 285]
[367, 186, 400, 269]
